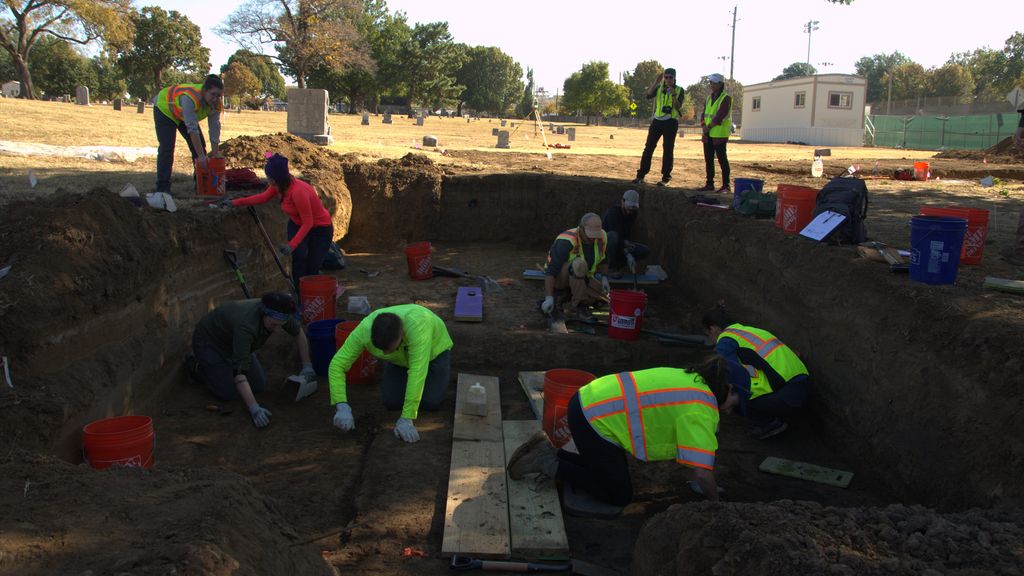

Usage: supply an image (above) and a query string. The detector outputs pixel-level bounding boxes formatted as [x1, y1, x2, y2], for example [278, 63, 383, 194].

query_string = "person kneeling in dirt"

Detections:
[702, 307, 809, 440]
[329, 304, 453, 444]
[507, 359, 728, 508]
[540, 213, 611, 320]
[189, 293, 316, 429]
[602, 189, 651, 277]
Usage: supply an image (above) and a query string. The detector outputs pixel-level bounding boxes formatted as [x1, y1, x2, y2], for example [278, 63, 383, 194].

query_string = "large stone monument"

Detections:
[416, 116, 424, 126]
[113, 98, 122, 111]
[75, 85, 89, 106]
[496, 130, 510, 149]
[361, 113, 370, 125]
[137, 101, 146, 114]
[423, 135, 438, 147]
[286, 88, 333, 145]
[382, 112, 392, 124]
[567, 127, 576, 142]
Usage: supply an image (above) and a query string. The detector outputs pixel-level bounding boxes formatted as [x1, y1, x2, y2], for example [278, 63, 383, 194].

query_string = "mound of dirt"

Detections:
[633, 500, 1024, 576]
[934, 137, 1024, 162]
[0, 452, 331, 576]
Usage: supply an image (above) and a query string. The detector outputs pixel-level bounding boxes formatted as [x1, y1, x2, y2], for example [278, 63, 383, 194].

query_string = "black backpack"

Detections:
[813, 176, 868, 244]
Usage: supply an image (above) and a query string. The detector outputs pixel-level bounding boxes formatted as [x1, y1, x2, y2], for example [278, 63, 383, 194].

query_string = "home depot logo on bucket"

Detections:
[552, 413, 572, 445]
[302, 297, 325, 323]
[359, 356, 378, 379]
[610, 313, 637, 330]
[783, 205, 798, 230]
[964, 228, 985, 257]
[415, 256, 432, 278]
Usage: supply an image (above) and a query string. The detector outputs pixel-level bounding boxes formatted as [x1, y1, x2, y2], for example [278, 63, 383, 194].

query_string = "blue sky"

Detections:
[164, 0, 1020, 92]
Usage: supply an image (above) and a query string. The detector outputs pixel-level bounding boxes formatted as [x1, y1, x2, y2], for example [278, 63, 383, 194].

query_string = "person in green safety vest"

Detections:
[695, 73, 733, 193]
[154, 74, 224, 195]
[632, 68, 685, 187]
[507, 359, 730, 509]
[540, 213, 611, 321]
[701, 307, 809, 440]
[328, 304, 453, 444]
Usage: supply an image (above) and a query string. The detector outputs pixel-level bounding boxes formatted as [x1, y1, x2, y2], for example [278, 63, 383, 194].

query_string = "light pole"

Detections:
[804, 20, 820, 66]
[728, 5, 738, 81]
[718, 56, 730, 75]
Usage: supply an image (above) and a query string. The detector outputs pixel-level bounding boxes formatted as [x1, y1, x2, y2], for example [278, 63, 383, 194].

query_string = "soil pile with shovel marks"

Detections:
[934, 136, 1024, 162]
[633, 500, 1024, 576]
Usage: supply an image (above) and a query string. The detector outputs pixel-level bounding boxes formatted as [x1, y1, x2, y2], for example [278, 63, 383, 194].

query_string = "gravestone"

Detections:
[361, 113, 370, 125]
[75, 85, 89, 106]
[137, 101, 146, 114]
[492, 128, 499, 136]
[417, 116, 424, 126]
[500, 119, 507, 127]
[549, 123, 555, 132]
[113, 98, 122, 111]
[556, 126, 565, 135]
[423, 135, 438, 147]
[64, 94, 71, 103]
[567, 128, 576, 141]
[510, 122, 515, 128]
[286, 88, 333, 145]
[383, 112, 392, 124]
[610, 134, 615, 140]
[496, 130, 510, 149]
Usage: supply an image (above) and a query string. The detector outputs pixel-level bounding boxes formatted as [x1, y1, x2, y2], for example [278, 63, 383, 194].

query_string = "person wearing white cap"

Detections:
[602, 189, 651, 276]
[541, 213, 610, 320]
[695, 73, 733, 193]
[632, 68, 685, 186]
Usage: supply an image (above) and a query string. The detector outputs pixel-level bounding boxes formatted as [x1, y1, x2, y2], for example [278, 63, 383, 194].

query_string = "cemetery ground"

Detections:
[0, 99, 1023, 575]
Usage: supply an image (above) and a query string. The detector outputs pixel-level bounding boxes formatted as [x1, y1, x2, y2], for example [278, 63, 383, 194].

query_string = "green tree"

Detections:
[622, 59, 662, 119]
[948, 48, 1006, 100]
[217, 0, 369, 89]
[0, 50, 14, 83]
[223, 50, 285, 99]
[883, 62, 927, 101]
[118, 7, 210, 101]
[0, 0, 133, 99]
[1002, 32, 1024, 91]
[855, 51, 912, 102]
[399, 21, 465, 108]
[924, 63, 974, 102]
[27, 36, 96, 98]
[91, 53, 127, 100]
[456, 45, 522, 115]
[684, 77, 744, 125]
[560, 61, 628, 122]
[514, 67, 533, 117]
[773, 62, 817, 81]
[222, 61, 261, 106]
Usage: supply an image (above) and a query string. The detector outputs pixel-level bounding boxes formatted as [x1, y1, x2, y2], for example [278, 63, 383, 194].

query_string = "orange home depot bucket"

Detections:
[608, 290, 648, 341]
[404, 242, 433, 280]
[194, 157, 226, 196]
[82, 415, 155, 470]
[543, 369, 595, 448]
[299, 275, 338, 324]
[335, 321, 379, 384]
[913, 161, 930, 181]
[775, 184, 819, 234]
[919, 206, 990, 265]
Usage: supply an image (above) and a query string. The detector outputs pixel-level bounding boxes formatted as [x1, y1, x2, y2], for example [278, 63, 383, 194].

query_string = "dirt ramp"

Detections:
[0, 452, 332, 576]
[633, 500, 1024, 576]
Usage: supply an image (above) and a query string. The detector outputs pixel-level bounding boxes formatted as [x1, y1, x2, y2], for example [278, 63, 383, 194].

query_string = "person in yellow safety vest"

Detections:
[154, 74, 224, 195]
[329, 304, 453, 444]
[507, 359, 730, 508]
[541, 213, 611, 321]
[695, 73, 733, 194]
[701, 307, 809, 440]
[633, 68, 685, 187]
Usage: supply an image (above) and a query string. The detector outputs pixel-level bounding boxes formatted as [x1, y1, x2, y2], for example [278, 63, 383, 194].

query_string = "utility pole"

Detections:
[804, 19, 820, 66]
[728, 5, 738, 81]
[886, 68, 894, 115]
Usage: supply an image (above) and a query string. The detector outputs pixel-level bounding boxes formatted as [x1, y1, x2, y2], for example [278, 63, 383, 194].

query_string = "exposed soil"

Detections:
[935, 136, 1024, 163]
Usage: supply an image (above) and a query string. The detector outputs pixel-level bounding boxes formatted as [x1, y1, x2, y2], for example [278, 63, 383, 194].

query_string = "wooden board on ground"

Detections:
[522, 269, 660, 285]
[454, 286, 484, 322]
[503, 420, 569, 559]
[517, 371, 545, 420]
[983, 276, 1024, 295]
[442, 374, 511, 559]
[759, 457, 854, 488]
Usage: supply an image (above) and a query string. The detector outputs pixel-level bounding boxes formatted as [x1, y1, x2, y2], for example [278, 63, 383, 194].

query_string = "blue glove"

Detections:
[333, 402, 355, 432]
[394, 418, 420, 443]
[278, 243, 293, 257]
[250, 404, 272, 428]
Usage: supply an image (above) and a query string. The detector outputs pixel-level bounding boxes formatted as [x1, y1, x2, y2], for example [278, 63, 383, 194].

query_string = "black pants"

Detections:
[154, 107, 204, 193]
[191, 332, 266, 401]
[605, 231, 651, 270]
[381, 349, 451, 412]
[556, 393, 633, 506]
[286, 221, 334, 289]
[746, 378, 810, 426]
[703, 139, 730, 188]
[636, 118, 678, 181]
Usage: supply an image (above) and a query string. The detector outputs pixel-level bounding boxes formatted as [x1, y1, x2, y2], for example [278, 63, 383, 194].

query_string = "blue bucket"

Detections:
[909, 216, 967, 285]
[307, 318, 344, 376]
[733, 178, 764, 208]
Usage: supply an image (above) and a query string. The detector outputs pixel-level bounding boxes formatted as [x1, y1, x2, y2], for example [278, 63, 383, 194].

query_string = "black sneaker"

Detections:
[631, 177, 644, 185]
[575, 305, 595, 321]
[657, 177, 672, 187]
[694, 184, 715, 192]
[752, 418, 788, 440]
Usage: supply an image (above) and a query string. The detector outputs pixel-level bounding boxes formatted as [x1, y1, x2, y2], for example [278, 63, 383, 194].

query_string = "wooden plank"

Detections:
[759, 457, 854, 488]
[521, 269, 660, 285]
[454, 286, 484, 322]
[983, 276, 1024, 295]
[442, 374, 510, 559]
[503, 420, 569, 559]
[517, 371, 545, 420]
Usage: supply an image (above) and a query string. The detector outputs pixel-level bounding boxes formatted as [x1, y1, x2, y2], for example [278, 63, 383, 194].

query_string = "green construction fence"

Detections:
[869, 113, 1021, 150]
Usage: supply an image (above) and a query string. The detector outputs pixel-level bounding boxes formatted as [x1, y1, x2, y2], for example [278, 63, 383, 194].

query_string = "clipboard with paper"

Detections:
[799, 211, 847, 242]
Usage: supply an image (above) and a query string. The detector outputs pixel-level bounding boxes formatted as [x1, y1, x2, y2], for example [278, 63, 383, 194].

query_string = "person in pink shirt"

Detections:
[230, 153, 334, 288]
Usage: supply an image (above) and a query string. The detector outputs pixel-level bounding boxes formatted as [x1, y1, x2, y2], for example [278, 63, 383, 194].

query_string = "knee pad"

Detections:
[569, 257, 588, 278]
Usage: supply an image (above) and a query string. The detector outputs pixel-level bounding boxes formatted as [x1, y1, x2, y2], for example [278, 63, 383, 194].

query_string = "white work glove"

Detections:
[626, 253, 637, 274]
[287, 363, 318, 402]
[541, 296, 555, 314]
[394, 418, 420, 443]
[250, 404, 272, 428]
[600, 275, 611, 293]
[333, 402, 355, 432]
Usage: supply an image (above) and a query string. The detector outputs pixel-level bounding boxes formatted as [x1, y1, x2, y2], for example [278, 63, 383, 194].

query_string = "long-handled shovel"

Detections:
[223, 250, 252, 298]
[247, 206, 297, 295]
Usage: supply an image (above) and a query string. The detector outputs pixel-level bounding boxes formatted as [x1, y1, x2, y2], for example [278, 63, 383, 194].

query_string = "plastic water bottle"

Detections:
[811, 156, 824, 178]
[464, 382, 487, 416]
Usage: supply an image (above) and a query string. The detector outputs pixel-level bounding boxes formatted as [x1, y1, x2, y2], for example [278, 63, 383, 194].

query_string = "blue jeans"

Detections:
[605, 231, 651, 270]
[380, 350, 451, 412]
[286, 220, 334, 289]
[154, 107, 203, 194]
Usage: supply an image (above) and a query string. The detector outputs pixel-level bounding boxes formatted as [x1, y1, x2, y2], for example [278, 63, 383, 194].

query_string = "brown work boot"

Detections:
[507, 431, 558, 480]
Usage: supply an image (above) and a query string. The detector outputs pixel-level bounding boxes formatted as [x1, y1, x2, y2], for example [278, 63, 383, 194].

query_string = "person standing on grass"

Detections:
[633, 68, 685, 187]
[226, 153, 334, 289]
[154, 74, 224, 195]
[695, 74, 733, 194]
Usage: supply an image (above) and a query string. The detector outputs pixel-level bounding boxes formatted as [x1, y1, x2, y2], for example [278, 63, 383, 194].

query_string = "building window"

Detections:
[752, 96, 761, 111]
[828, 91, 853, 109]
[794, 91, 806, 108]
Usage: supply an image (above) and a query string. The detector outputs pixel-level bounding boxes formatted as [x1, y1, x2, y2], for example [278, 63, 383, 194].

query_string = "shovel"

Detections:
[223, 250, 252, 298]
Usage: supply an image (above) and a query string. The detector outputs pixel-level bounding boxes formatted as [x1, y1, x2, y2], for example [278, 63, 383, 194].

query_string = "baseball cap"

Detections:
[623, 189, 640, 208]
[708, 73, 725, 83]
[580, 213, 603, 238]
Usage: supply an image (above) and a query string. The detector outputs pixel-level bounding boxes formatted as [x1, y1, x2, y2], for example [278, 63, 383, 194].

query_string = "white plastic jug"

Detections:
[464, 382, 487, 416]
[811, 156, 824, 178]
